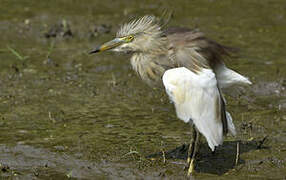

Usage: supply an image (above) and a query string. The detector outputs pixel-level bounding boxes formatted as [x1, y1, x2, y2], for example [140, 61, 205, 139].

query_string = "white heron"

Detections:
[90, 15, 252, 176]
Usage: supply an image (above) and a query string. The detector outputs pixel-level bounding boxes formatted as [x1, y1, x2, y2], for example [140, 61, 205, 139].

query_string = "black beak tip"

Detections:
[89, 49, 100, 54]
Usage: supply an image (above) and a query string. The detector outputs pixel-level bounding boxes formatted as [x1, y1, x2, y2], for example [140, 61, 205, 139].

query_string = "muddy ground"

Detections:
[0, 0, 285, 179]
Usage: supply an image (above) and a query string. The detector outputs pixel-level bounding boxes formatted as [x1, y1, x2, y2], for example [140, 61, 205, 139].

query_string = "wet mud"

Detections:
[0, 0, 285, 179]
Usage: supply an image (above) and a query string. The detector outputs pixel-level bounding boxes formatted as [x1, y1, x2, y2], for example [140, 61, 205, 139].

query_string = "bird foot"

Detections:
[187, 159, 195, 177]
[184, 157, 191, 170]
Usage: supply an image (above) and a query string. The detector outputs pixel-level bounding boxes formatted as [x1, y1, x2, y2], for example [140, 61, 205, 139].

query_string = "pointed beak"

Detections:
[89, 38, 124, 54]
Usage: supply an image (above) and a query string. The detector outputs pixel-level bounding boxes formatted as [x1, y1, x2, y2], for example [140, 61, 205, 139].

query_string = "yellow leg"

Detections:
[186, 125, 200, 177]
[187, 158, 195, 176]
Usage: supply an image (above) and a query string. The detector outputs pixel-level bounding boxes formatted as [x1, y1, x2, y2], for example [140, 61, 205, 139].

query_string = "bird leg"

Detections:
[186, 125, 200, 176]
[187, 125, 196, 165]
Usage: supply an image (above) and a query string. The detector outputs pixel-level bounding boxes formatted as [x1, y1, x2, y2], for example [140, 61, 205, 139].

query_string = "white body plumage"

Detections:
[162, 67, 237, 151]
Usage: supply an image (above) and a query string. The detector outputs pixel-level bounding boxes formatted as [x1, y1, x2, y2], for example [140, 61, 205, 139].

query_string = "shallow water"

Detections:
[0, 0, 285, 179]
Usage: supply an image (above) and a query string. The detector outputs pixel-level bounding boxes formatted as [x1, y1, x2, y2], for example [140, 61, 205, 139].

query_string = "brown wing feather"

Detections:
[131, 27, 236, 93]
[165, 27, 235, 70]
[219, 89, 228, 135]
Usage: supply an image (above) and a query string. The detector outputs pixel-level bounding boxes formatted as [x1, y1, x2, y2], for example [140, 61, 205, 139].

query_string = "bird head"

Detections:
[89, 16, 165, 54]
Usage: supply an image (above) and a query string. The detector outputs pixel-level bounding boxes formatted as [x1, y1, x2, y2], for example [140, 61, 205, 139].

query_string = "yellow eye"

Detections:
[126, 35, 134, 42]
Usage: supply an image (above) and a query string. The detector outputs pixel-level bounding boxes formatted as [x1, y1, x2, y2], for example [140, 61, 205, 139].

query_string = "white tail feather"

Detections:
[215, 65, 252, 89]
[226, 112, 236, 136]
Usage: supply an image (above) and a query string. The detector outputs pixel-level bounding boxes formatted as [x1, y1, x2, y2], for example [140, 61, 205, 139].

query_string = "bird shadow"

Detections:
[147, 138, 269, 175]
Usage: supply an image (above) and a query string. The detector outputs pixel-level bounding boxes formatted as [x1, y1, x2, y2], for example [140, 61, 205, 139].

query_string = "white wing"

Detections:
[162, 67, 227, 151]
[215, 64, 252, 89]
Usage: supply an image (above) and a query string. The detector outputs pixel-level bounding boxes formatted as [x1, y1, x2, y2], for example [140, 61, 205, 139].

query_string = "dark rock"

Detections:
[44, 20, 73, 38]
[90, 24, 112, 37]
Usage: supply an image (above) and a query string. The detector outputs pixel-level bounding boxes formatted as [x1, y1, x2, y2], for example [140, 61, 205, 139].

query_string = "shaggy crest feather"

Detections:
[117, 15, 162, 37]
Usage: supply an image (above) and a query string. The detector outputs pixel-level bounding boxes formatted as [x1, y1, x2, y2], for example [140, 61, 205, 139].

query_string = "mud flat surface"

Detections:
[0, 0, 285, 179]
